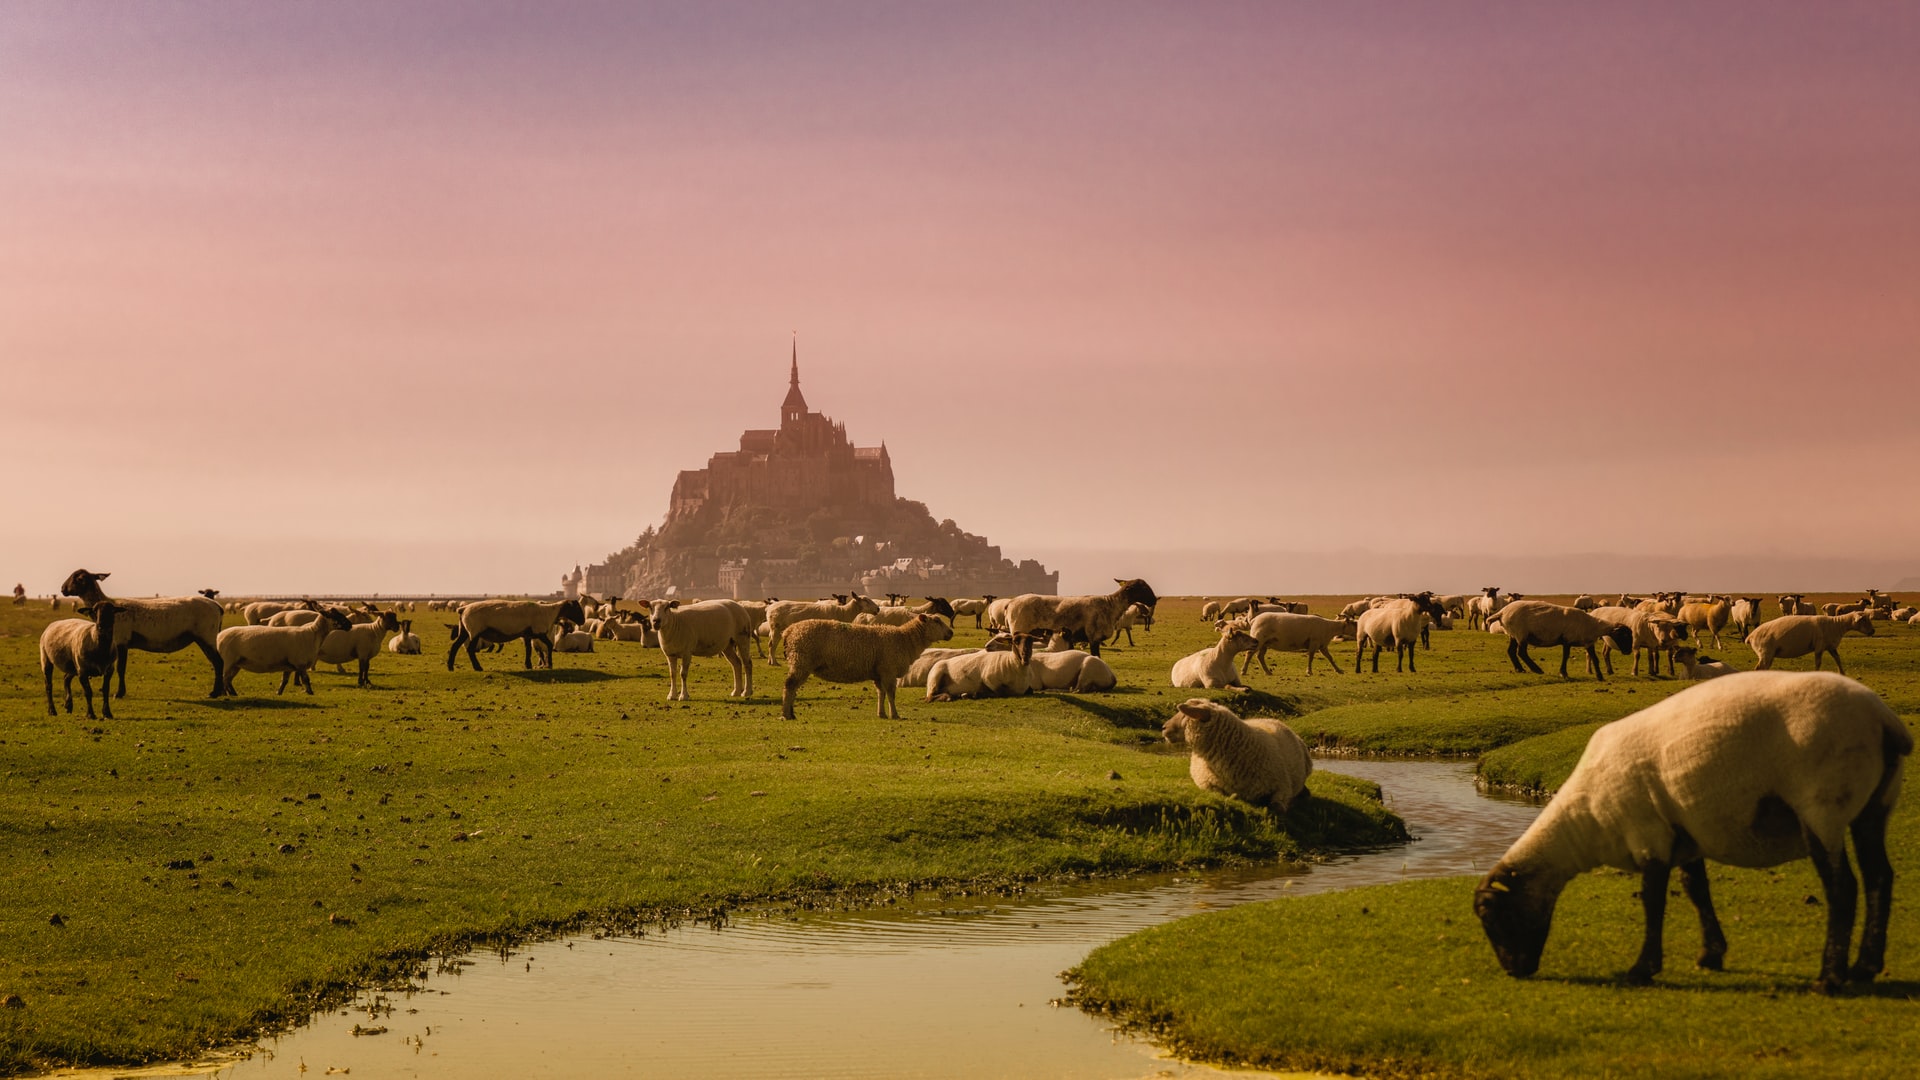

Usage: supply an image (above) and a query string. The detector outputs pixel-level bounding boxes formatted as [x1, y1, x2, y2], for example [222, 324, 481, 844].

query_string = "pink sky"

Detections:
[4, 2, 1917, 596]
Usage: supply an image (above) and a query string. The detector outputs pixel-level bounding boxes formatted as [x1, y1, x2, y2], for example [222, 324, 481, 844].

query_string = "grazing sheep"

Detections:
[1677, 596, 1732, 649]
[1238, 612, 1356, 676]
[766, 594, 882, 661]
[926, 634, 1040, 701]
[1494, 601, 1636, 680]
[1027, 650, 1117, 692]
[1748, 612, 1876, 674]
[1474, 671, 1909, 993]
[1778, 594, 1816, 616]
[1107, 602, 1151, 646]
[446, 598, 587, 672]
[1670, 645, 1736, 680]
[243, 600, 308, 625]
[1171, 625, 1261, 689]
[949, 596, 993, 629]
[1355, 594, 1449, 673]
[265, 600, 325, 626]
[1337, 598, 1375, 620]
[1161, 699, 1312, 811]
[216, 607, 355, 695]
[60, 569, 226, 699]
[1199, 600, 1225, 622]
[315, 611, 401, 687]
[652, 599, 755, 701]
[1728, 597, 1767, 637]
[387, 619, 422, 654]
[783, 613, 955, 718]
[1008, 579, 1158, 657]
[1590, 606, 1687, 677]
[40, 602, 131, 720]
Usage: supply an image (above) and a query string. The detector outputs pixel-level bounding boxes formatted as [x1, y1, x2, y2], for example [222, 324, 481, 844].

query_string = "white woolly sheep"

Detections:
[1106, 602, 1151, 646]
[734, 599, 774, 658]
[387, 619, 422, 654]
[1027, 649, 1117, 692]
[1475, 671, 1909, 993]
[1355, 594, 1449, 673]
[652, 599, 755, 701]
[61, 569, 226, 699]
[1670, 645, 1736, 680]
[856, 597, 957, 627]
[1777, 594, 1815, 616]
[315, 610, 401, 687]
[926, 634, 1040, 701]
[1199, 600, 1226, 622]
[783, 613, 955, 718]
[550, 622, 596, 654]
[1748, 612, 1875, 674]
[1171, 625, 1261, 689]
[1728, 597, 1766, 637]
[1008, 580, 1157, 657]
[446, 598, 586, 671]
[1822, 599, 1870, 617]
[1494, 601, 1636, 680]
[1590, 606, 1687, 677]
[1239, 612, 1356, 676]
[984, 596, 1014, 631]
[40, 602, 132, 720]
[1465, 587, 1503, 630]
[1676, 596, 1732, 648]
[766, 594, 881, 661]
[899, 647, 986, 688]
[1161, 698, 1312, 811]
[216, 607, 355, 695]
[947, 596, 992, 629]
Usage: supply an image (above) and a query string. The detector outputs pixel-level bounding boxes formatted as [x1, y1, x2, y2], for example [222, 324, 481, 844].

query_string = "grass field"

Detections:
[3, 591, 1913, 1074]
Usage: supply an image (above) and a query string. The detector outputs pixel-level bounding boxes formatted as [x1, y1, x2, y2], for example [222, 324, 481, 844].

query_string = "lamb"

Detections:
[1494, 601, 1636, 680]
[1677, 596, 1732, 649]
[60, 569, 226, 699]
[948, 596, 993, 629]
[652, 599, 756, 701]
[1160, 699, 1312, 811]
[766, 594, 882, 661]
[1106, 602, 1151, 646]
[311, 610, 401, 687]
[1172, 625, 1262, 689]
[1670, 645, 1736, 680]
[926, 634, 1039, 701]
[446, 598, 587, 672]
[40, 602, 132, 720]
[1779, 594, 1816, 616]
[1748, 612, 1876, 674]
[215, 607, 355, 695]
[1007, 579, 1158, 656]
[1728, 597, 1767, 637]
[387, 619, 422, 654]
[1474, 671, 1909, 993]
[1239, 612, 1355, 676]
[782, 613, 955, 718]
[1355, 593, 1449, 673]
[1027, 650, 1117, 692]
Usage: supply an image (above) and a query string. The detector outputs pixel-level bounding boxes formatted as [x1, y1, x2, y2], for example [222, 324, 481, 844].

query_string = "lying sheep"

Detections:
[550, 622, 596, 654]
[315, 610, 401, 687]
[653, 599, 755, 700]
[1238, 612, 1354, 676]
[1748, 612, 1875, 674]
[1161, 698, 1312, 811]
[60, 569, 226, 699]
[1007, 579, 1158, 657]
[1670, 645, 1736, 680]
[899, 646, 985, 688]
[216, 607, 355, 695]
[1889, 606, 1917, 623]
[1474, 671, 1909, 993]
[447, 598, 586, 672]
[927, 634, 1040, 701]
[783, 613, 955, 718]
[1027, 649, 1117, 692]
[1495, 601, 1635, 680]
[1356, 594, 1449, 674]
[40, 602, 131, 720]
[766, 594, 881, 661]
[387, 619, 422, 654]
[1778, 594, 1816, 616]
[1172, 625, 1261, 689]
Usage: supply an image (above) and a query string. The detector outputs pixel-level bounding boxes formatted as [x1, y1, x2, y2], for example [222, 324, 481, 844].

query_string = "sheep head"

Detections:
[1474, 864, 1558, 978]
[1853, 612, 1877, 636]
[199, 588, 220, 599]
[1113, 578, 1159, 610]
[913, 614, 955, 645]
[320, 608, 355, 632]
[61, 569, 108, 599]
[1604, 625, 1636, 656]
[559, 599, 587, 625]
[924, 597, 956, 619]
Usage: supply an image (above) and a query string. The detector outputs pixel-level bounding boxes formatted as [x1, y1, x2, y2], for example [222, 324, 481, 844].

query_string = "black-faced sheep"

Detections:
[446, 598, 586, 672]
[1355, 593, 1449, 673]
[1494, 601, 1635, 680]
[1161, 699, 1312, 811]
[1748, 612, 1875, 674]
[1475, 671, 1909, 993]
[1670, 645, 1736, 680]
[1238, 612, 1355, 676]
[1676, 596, 1732, 649]
[315, 611, 401, 687]
[387, 619, 422, 654]
[60, 569, 226, 699]
[1007, 579, 1157, 657]
[40, 602, 131, 720]
[782, 613, 954, 718]
[653, 599, 755, 700]
[1027, 649, 1117, 692]
[215, 607, 355, 696]
[926, 634, 1040, 701]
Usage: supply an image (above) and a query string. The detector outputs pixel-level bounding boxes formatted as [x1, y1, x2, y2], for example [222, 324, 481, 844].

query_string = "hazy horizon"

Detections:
[6, 2, 1918, 599]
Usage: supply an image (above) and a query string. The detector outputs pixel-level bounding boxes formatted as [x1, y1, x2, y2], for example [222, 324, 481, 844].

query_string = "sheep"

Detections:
[1337, 598, 1375, 620]
[766, 594, 882, 661]
[60, 569, 226, 699]
[1493, 601, 1636, 680]
[446, 598, 587, 672]
[1355, 593, 1449, 673]
[1027, 649, 1117, 692]
[265, 600, 325, 626]
[1434, 594, 1473, 618]
[1778, 594, 1816, 616]
[1571, 594, 1600, 611]
[1670, 645, 1736, 680]
[652, 599, 756, 701]
[387, 619, 422, 654]
[603, 612, 654, 644]
[1171, 625, 1262, 689]
[1234, 613, 1354, 677]
[1007, 579, 1158, 657]
[926, 634, 1040, 701]
[899, 647, 987, 689]
[39, 602, 132, 720]
[1199, 600, 1225, 622]
[1474, 671, 1909, 993]
[984, 595, 1014, 631]
[1677, 596, 1732, 649]
[856, 597, 957, 627]
[1247, 599, 1309, 617]
[1728, 597, 1766, 637]
[243, 600, 306, 625]
[1465, 587, 1502, 630]
[949, 596, 993, 629]
[215, 607, 355, 695]
[1106, 602, 1151, 646]
[782, 613, 955, 718]
[310, 611, 401, 686]
[1590, 606, 1688, 677]
[734, 599, 774, 658]
[550, 622, 596, 654]
[1748, 612, 1875, 674]
[1160, 698, 1312, 811]
[1822, 599, 1870, 617]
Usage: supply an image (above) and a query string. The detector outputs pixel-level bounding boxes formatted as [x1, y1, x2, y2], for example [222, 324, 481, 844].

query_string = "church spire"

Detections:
[781, 331, 808, 423]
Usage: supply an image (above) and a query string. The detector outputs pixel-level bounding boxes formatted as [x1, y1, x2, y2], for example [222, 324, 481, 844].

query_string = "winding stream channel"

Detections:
[192, 760, 1539, 1079]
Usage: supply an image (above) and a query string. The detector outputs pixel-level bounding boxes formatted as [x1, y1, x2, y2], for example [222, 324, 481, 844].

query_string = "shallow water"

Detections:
[203, 761, 1538, 1079]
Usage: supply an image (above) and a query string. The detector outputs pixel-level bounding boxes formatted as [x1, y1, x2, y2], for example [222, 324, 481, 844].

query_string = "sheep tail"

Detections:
[1875, 713, 1913, 808]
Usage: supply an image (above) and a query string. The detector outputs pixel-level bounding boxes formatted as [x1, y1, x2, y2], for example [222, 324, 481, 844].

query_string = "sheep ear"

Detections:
[1176, 701, 1209, 720]
[96, 572, 110, 580]
[1486, 879, 1511, 893]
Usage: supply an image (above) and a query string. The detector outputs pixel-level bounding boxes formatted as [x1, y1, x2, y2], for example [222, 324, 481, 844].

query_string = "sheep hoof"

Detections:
[1697, 951, 1725, 972]
[1625, 967, 1656, 986]
[1846, 963, 1880, 984]
[1814, 975, 1846, 996]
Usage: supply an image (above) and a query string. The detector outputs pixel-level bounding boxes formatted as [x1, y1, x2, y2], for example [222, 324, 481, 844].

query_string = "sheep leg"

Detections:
[1627, 858, 1672, 984]
[62, 672, 75, 713]
[465, 635, 485, 672]
[872, 677, 891, 718]
[1585, 644, 1604, 681]
[222, 662, 242, 697]
[44, 664, 57, 717]
[358, 656, 372, 688]
[112, 645, 130, 699]
[1518, 643, 1542, 675]
[1826, 649, 1847, 675]
[80, 674, 99, 721]
[1318, 645, 1342, 675]
[1404, 641, 1416, 673]
[1847, 802, 1894, 983]
[196, 638, 226, 698]
[725, 643, 748, 698]
[781, 670, 806, 720]
[1558, 644, 1572, 679]
[1677, 859, 1728, 971]
[1505, 639, 1528, 674]
[276, 670, 292, 695]
[1802, 827, 1859, 994]
[522, 633, 535, 669]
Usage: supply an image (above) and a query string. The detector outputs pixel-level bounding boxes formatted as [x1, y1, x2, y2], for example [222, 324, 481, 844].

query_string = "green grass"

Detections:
[1070, 598, 1920, 1079]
